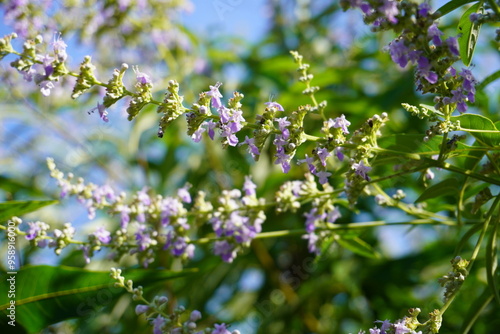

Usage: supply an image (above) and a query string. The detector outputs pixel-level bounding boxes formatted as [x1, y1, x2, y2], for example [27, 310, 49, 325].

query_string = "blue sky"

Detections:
[181, 0, 269, 43]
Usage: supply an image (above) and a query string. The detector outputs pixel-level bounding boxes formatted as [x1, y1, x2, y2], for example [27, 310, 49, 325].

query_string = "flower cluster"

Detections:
[7, 32, 69, 97]
[111, 268, 240, 334]
[354, 307, 442, 334]
[211, 176, 266, 263]
[344, 0, 478, 116]
[344, 113, 389, 205]
[47, 158, 195, 265]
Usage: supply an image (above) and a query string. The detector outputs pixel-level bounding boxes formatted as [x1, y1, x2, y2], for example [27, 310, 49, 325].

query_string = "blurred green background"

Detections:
[1, 0, 499, 333]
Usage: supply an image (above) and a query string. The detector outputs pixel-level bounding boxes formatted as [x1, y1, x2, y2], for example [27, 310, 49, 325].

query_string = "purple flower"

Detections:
[353, 160, 372, 181]
[451, 89, 468, 113]
[393, 319, 411, 334]
[243, 176, 257, 196]
[241, 136, 260, 159]
[275, 117, 291, 139]
[169, 236, 194, 258]
[206, 120, 217, 140]
[39, 81, 55, 96]
[469, 13, 480, 22]
[265, 101, 284, 111]
[160, 197, 181, 225]
[93, 226, 111, 244]
[327, 207, 341, 223]
[428, 23, 443, 46]
[220, 124, 239, 146]
[218, 107, 245, 146]
[115, 204, 131, 229]
[417, 56, 438, 84]
[460, 68, 477, 93]
[191, 126, 206, 142]
[21, 67, 36, 82]
[418, 3, 431, 17]
[302, 232, 320, 255]
[315, 170, 332, 185]
[190, 310, 202, 321]
[360, 3, 373, 15]
[152, 315, 166, 334]
[375, 319, 392, 333]
[137, 187, 151, 205]
[135, 225, 155, 251]
[275, 151, 291, 173]
[213, 240, 238, 263]
[316, 147, 331, 167]
[25, 221, 49, 241]
[177, 186, 192, 203]
[135, 304, 149, 315]
[304, 208, 325, 233]
[446, 36, 460, 56]
[388, 39, 410, 68]
[133, 66, 152, 85]
[297, 154, 316, 174]
[96, 102, 109, 122]
[206, 82, 223, 109]
[379, 0, 399, 24]
[330, 114, 351, 134]
[219, 106, 231, 123]
[212, 323, 231, 334]
[335, 147, 344, 161]
[52, 32, 68, 61]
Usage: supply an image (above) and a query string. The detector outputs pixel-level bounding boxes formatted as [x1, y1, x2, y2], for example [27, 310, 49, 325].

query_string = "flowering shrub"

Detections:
[1, 0, 500, 333]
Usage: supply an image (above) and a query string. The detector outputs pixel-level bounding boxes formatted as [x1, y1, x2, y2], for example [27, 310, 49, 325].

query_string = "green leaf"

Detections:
[0, 200, 58, 223]
[462, 140, 486, 170]
[416, 178, 460, 203]
[460, 286, 494, 333]
[455, 223, 484, 255]
[336, 236, 380, 259]
[486, 219, 500, 305]
[476, 69, 500, 91]
[457, 2, 483, 66]
[435, 0, 479, 18]
[452, 113, 500, 147]
[0, 265, 197, 333]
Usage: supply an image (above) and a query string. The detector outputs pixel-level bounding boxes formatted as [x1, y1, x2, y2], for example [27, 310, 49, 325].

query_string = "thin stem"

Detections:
[441, 195, 500, 314]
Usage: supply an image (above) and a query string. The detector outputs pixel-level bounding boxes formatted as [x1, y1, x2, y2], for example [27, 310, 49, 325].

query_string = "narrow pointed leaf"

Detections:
[416, 178, 460, 203]
[485, 218, 500, 305]
[0, 200, 58, 223]
[336, 236, 380, 259]
[435, 0, 478, 17]
[460, 287, 494, 333]
[0, 265, 197, 333]
[457, 2, 483, 66]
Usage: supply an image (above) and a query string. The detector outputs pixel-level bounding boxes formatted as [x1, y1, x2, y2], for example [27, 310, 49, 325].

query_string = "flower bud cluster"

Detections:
[438, 256, 469, 302]
[23, 217, 80, 256]
[8, 33, 69, 97]
[127, 66, 153, 121]
[71, 55, 98, 99]
[344, 113, 389, 205]
[355, 307, 442, 334]
[289, 50, 326, 115]
[111, 268, 240, 334]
